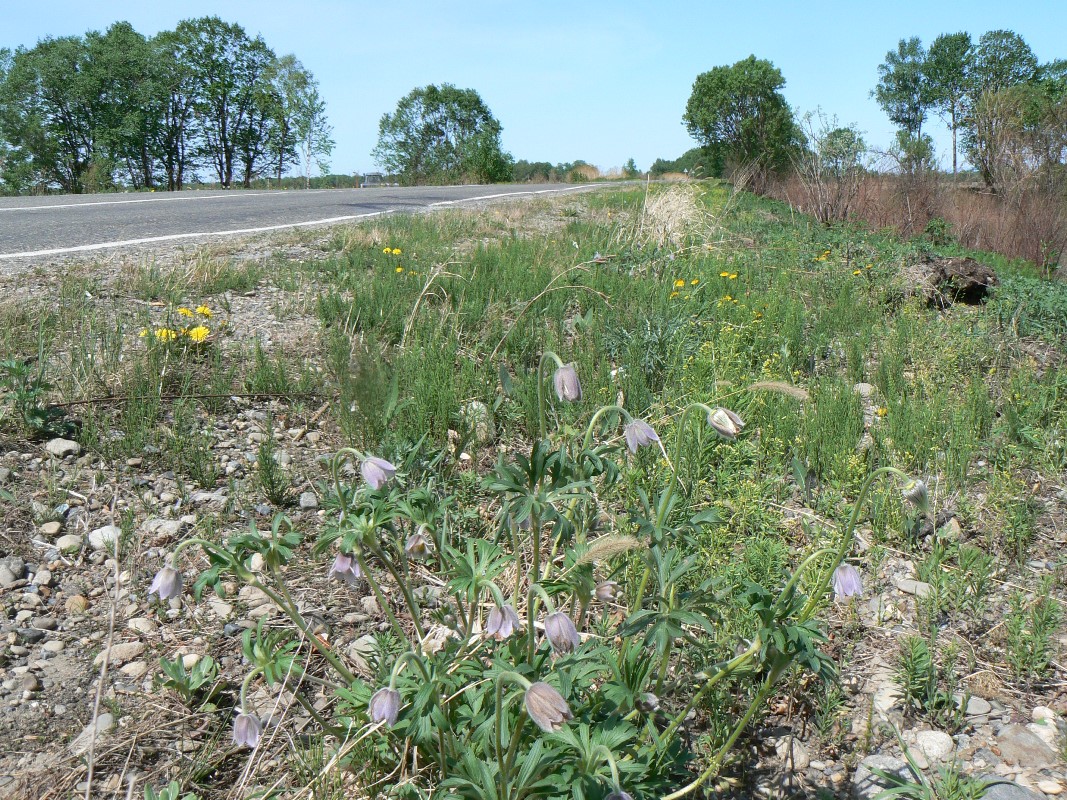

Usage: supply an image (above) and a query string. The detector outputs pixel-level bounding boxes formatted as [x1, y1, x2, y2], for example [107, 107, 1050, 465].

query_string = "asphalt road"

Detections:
[0, 183, 595, 259]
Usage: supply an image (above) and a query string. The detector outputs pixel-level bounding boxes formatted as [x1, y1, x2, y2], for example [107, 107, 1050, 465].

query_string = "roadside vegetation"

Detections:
[0, 183, 1064, 798]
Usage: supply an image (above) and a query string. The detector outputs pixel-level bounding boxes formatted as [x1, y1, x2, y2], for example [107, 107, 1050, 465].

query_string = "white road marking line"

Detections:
[427, 185, 590, 206]
[0, 191, 279, 212]
[0, 211, 393, 259]
[0, 185, 597, 259]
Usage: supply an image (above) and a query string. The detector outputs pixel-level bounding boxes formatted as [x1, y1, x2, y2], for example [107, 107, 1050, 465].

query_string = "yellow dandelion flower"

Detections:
[186, 325, 210, 343]
[866, 264, 873, 270]
[669, 291, 680, 299]
[178, 307, 194, 317]
[392, 248, 402, 255]
[876, 407, 888, 417]
[138, 328, 148, 338]
[724, 294, 732, 301]
[383, 247, 391, 254]
[196, 305, 212, 317]
[684, 294, 691, 300]
[728, 273, 738, 280]
[674, 279, 685, 288]
[690, 279, 699, 285]
[853, 269, 862, 275]
[154, 328, 177, 341]
[395, 266, 404, 273]
[720, 271, 730, 277]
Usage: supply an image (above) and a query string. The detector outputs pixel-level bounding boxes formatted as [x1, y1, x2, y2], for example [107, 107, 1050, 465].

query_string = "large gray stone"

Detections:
[88, 524, 122, 551]
[45, 438, 80, 458]
[852, 755, 910, 800]
[996, 723, 1057, 768]
[980, 780, 1047, 800]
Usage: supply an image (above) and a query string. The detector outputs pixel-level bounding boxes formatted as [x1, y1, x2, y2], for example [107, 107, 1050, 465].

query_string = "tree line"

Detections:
[0, 17, 334, 194]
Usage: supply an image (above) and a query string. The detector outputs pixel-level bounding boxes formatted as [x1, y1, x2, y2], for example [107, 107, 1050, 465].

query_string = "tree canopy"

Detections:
[0, 17, 330, 193]
[682, 55, 798, 181]
[373, 84, 513, 185]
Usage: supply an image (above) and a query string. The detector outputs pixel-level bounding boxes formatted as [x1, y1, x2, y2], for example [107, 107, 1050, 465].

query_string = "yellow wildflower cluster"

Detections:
[813, 250, 831, 262]
[138, 304, 214, 346]
[719, 271, 738, 279]
[383, 247, 402, 255]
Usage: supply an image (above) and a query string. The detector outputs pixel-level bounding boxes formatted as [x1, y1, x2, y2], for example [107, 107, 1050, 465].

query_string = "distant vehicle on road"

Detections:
[359, 173, 399, 188]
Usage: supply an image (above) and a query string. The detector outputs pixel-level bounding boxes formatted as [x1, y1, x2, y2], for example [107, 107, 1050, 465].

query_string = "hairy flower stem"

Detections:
[580, 404, 631, 451]
[329, 447, 368, 524]
[494, 672, 532, 793]
[536, 351, 565, 441]
[654, 586, 677, 695]
[349, 550, 409, 644]
[664, 664, 785, 800]
[629, 403, 717, 615]
[259, 569, 357, 684]
[659, 640, 761, 743]
[798, 465, 910, 621]
[291, 689, 346, 737]
[526, 583, 556, 662]
[367, 543, 425, 641]
[591, 745, 621, 789]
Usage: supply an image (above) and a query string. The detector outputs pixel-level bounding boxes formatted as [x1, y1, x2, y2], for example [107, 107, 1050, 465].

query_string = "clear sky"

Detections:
[3, 1, 1064, 176]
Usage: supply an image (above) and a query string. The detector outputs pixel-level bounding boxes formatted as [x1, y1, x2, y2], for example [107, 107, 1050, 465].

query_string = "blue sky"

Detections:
[3, 1, 1064, 176]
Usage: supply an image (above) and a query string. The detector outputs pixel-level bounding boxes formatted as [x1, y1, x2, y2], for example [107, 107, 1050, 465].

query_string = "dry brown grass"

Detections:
[636, 184, 709, 249]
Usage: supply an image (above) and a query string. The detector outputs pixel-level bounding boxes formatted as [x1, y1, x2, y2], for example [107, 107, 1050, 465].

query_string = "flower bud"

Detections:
[552, 363, 582, 402]
[524, 681, 573, 732]
[361, 456, 397, 490]
[328, 552, 363, 584]
[544, 612, 581, 654]
[404, 531, 432, 560]
[606, 792, 635, 800]
[148, 564, 182, 600]
[369, 686, 401, 727]
[623, 418, 659, 454]
[232, 712, 262, 748]
[707, 407, 744, 440]
[595, 581, 622, 603]
[902, 479, 929, 513]
[486, 604, 522, 640]
[832, 564, 863, 601]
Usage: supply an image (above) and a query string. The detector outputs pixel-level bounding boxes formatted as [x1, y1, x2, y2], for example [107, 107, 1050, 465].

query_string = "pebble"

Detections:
[93, 641, 145, 667]
[852, 755, 909, 800]
[65, 595, 90, 614]
[45, 438, 80, 458]
[56, 534, 83, 554]
[42, 640, 65, 654]
[88, 524, 122, 551]
[299, 491, 318, 510]
[127, 618, 158, 635]
[120, 661, 149, 679]
[68, 713, 114, 756]
[893, 577, 933, 597]
[39, 521, 62, 538]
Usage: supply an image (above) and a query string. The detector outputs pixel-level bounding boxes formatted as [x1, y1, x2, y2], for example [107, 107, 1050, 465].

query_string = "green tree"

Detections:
[964, 30, 1040, 188]
[175, 17, 276, 188]
[682, 55, 798, 183]
[873, 37, 932, 139]
[150, 30, 201, 191]
[295, 82, 334, 188]
[373, 84, 512, 185]
[924, 32, 972, 175]
[0, 34, 111, 192]
[623, 157, 639, 177]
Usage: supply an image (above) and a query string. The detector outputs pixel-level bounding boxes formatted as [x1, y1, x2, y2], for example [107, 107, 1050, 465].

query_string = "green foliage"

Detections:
[0, 354, 72, 438]
[157, 654, 222, 708]
[144, 782, 200, 800]
[1005, 579, 1061, 680]
[373, 83, 513, 185]
[0, 17, 329, 192]
[683, 55, 799, 179]
[874, 37, 932, 138]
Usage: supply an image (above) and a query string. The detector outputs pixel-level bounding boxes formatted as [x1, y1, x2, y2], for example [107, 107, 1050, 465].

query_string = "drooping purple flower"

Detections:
[486, 604, 522, 640]
[148, 564, 182, 600]
[524, 681, 573, 732]
[553, 363, 582, 402]
[623, 418, 660, 454]
[328, 552, 363, 584]
[595, 581, 622, 603]
[707, 407, 745, 440]
[636, 692, 660, 713]
[369, 686, 401, 727]
[544, 612, 581, 654]
[404, 532, 432, 560]
[832, 564, 864, 601]
[361, 456, 397, 490]
[232, 712, 263, 748]
[606, 792, 635, 800]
